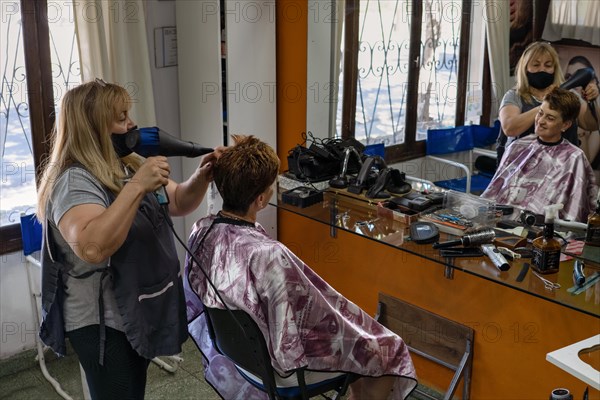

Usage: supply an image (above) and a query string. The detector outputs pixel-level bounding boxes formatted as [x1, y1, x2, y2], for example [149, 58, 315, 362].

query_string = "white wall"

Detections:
[224, 0, 277, 237]
[465, 2, 487, 124]
[144, 0, 188, 260]
[176, 0, 224, 237]
[307, 0, 344, 140]
[176, 0, 278, 238]
[0, 253, 41, 358]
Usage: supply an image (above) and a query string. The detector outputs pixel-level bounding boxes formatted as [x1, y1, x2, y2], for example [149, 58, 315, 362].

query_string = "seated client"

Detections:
[482, 88, 598, 222]
[184, 135, 417, 399]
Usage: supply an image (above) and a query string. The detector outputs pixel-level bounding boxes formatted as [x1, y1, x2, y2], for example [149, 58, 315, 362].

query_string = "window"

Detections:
[339, 0, 471, 163]
[0, 0, 80, 254]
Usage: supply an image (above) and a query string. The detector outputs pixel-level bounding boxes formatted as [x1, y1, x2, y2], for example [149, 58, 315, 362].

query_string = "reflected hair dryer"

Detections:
[560, 67, 595, 90]
[112, 127, 214, 158]
[432, 229, 495, 249]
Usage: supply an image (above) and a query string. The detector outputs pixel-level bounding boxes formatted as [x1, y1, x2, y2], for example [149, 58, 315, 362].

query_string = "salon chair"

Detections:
[204, 306, 357, 400]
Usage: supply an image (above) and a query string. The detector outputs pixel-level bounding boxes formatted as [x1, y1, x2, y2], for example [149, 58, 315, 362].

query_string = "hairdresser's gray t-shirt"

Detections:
[48, 167, 124, 333]
[499, 89, 527, 149]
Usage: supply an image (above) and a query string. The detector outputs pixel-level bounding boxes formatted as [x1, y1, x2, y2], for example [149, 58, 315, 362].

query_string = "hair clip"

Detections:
[94, 78, 107, 87]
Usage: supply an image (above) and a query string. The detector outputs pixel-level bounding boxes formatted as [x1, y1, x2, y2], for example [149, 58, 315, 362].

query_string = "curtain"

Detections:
[542, 1, 599, 46]
[484, 0, 511, 122]
[73, 0, 156, 125]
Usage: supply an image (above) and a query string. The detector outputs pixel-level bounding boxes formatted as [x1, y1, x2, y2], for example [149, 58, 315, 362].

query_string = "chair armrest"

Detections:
[426, 155, 472, 193]
[26, 255, 42, 269]
[405, 175, 438, 191]
[472, 147, 496, 158]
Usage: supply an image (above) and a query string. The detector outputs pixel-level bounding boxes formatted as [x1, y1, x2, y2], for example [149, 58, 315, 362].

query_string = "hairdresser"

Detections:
[496, 41, 599, 164]
[36, 79, 223, 399]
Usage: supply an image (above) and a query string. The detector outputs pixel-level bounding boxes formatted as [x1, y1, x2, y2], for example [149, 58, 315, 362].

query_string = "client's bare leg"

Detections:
[347, 376, 395, 399]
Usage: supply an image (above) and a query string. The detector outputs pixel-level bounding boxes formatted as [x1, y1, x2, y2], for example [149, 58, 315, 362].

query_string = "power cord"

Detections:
[159, 205, 248, 334]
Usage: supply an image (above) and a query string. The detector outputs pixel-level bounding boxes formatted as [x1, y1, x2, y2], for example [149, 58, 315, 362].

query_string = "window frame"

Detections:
[1, 0, 54, 255]
[340, 0, 473, 163]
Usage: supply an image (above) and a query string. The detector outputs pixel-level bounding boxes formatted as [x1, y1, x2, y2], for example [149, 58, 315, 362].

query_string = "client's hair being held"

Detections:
[214, 135, 280, 213]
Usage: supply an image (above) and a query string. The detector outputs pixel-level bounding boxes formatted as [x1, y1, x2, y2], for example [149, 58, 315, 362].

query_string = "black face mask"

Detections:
[526, 71, 554, 90]
[111, 126, 137, 157]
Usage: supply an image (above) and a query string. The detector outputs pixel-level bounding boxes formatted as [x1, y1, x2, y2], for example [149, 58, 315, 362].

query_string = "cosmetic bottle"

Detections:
[532, 204, 563, 274]
[585, 199, 600, 247]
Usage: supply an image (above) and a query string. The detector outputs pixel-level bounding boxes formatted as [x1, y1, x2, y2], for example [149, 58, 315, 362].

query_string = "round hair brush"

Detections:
[432, 229, 495, 249]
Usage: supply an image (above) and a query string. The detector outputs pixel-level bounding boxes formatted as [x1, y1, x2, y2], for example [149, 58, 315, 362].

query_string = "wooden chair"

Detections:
[375, 292, 474, 400]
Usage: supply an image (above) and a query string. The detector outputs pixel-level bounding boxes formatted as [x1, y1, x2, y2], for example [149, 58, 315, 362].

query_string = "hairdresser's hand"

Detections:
[198, 146, 227, 182]
[166, 147, 226, 217]
[583, 81, 599, 102]
[131, 156, 171, 193]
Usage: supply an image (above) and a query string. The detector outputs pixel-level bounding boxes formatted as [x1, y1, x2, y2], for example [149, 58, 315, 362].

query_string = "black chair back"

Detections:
[204, 306, 356, 400]
[204, 307, 280, 399]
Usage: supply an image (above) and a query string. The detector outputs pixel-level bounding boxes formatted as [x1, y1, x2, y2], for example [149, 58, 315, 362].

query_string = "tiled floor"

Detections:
[0, 339, 220, 400]
[0, 338, 438, 399]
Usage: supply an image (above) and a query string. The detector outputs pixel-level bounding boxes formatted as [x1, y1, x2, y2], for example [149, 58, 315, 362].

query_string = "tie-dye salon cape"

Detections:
[184, 215, 417, 399]
[482, 135, 597, 222]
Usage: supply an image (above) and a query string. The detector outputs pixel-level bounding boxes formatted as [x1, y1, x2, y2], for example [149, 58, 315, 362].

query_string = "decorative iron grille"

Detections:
[352, 0, 462, 146]
[1, 3, 81, 226]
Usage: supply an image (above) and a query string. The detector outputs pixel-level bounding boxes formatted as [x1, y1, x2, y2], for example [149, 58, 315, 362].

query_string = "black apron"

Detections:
[40, 167, 187, 363]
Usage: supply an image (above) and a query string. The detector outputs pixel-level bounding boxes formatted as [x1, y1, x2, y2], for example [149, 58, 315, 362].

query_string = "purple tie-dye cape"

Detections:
[482, 135, 597, 222]
[184, 215, 417, 399]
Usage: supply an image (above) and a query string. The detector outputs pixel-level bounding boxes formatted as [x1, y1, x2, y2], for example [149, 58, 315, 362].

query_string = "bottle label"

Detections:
[585, 226, 600, 246]
[532, 248, 561, 273]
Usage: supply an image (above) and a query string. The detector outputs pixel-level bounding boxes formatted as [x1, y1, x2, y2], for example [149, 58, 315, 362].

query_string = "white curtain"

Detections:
[542, 0, 600, 46]
[484, 0, 511, 122]
[73, 0, 156, 126]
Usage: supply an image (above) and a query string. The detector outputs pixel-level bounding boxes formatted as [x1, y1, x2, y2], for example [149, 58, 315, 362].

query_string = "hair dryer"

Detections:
[560, 67, 595, 90]
[561, 67, 598, 125]
[121, 127, 213, 158]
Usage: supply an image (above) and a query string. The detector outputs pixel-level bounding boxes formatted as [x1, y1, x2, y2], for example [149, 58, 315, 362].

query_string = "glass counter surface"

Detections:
[273, 189, 600, 318]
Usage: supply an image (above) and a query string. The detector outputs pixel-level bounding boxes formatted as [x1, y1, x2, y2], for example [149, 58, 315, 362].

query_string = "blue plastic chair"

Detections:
[426, 123, 499, 194]
[20, 213, 74, 399]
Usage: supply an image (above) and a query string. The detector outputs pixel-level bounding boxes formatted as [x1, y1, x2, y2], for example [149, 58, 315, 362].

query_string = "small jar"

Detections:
[549, 388, 572, 400]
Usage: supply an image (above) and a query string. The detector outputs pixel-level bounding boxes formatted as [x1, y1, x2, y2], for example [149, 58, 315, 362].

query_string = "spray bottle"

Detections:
[532, 203, 563, 274]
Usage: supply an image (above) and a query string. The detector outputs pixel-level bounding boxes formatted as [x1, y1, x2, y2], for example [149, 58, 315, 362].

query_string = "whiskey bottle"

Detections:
[532, 204, 563, 274]
[585, 200, 600, 247]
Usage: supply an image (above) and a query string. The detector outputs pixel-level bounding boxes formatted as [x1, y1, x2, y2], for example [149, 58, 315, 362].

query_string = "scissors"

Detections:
[532, 271, 561, 290]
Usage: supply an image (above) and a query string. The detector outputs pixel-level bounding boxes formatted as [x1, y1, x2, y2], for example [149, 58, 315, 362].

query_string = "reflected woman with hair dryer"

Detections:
[483, 88, 597, 223]
[36, 79, 224, 399]
[564, 55, 600, 173]
[496, 42, 599, 165]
